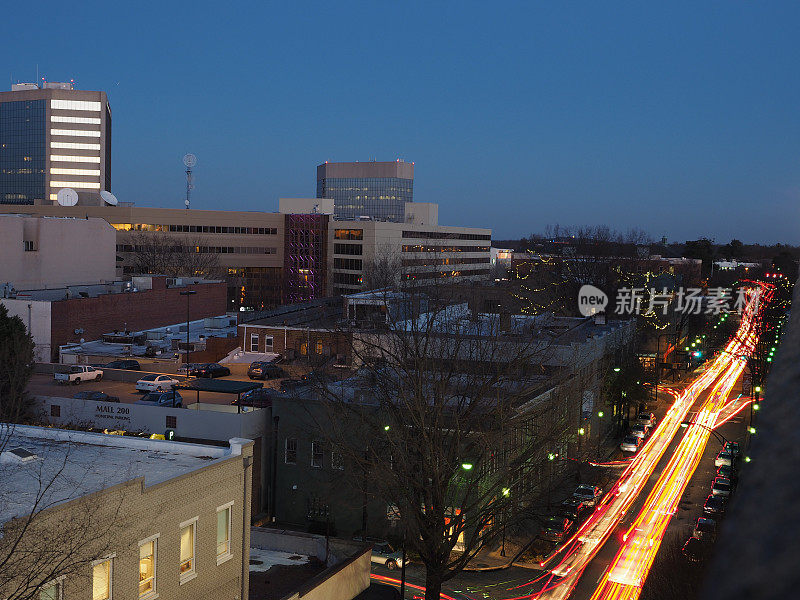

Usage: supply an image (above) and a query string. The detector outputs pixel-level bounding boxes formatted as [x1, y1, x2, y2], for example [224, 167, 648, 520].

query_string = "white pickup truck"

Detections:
[54, 366, 104, 385]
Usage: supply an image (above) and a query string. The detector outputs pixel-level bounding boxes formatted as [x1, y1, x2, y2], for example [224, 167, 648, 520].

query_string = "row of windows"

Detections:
[112, 223, 278, 234]
[51, 167, 100, 176]
[51, 141, 100, 150]
[401, 256, 491, 267]
[402, 244, 490, 253]
[333, 272, 364, 286]
[402, 268, 491, 280]
[285, 438, 343, 469]
[50, 128, 101, 137]
[50, 180, 100, 189]
[41, 504, 232, 600]
[333, 257, 363, 270]
[117, 244, 277, 255]
[334, 228, 364, 240]
[333, 243, 363, 255]
[50, 99, 102, 111]
[51, 154, 102, 163]
[1, 167, 44, 174]
[402, 231, 492, 241]
[51, 115, 101, 124]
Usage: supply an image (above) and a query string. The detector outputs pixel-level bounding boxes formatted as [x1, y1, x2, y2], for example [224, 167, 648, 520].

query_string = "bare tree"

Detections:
[361, 243, 403, 290]
[121, 231, 222, 278]
[310, 281, 581, 600]
[0, 425, 129, 600]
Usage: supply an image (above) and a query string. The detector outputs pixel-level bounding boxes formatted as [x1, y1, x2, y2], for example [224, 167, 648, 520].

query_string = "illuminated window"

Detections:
[50, 168, 101, 176]
[334, 229, 364, 240]
[216, 503, 233, 562]
[50, 129, 101, 137]
[92, 557, 113, 600]
[179, 518, 197, 583]
[50, 181, 101, 189]
[50, 142, 100, 150]
[315, 339, 324, 355]
[300, 342, 308, 355]
[40, 578, 63, 600]
[138, 536, 157, 598]
[51, 99, 102, 111]
[51, 155, 102, 163]
[51, 115, 101, 124]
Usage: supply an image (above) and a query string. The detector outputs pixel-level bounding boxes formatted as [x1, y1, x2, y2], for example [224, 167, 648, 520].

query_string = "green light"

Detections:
[502, 487, 510, 497]
[685, 346, 690, 351]
[578, 428, 585, 435]
[754, 386, 762, 393]
[613, 367, 621, 372]
[598, 411, 604, 418]
[767, 357, 772, 362]
[548, 453, 556, 461]
[753, 404, 760, 411]
[745, 456, 751, 463]
[748, 426, 756, 434]
[461, 462, 473, 471]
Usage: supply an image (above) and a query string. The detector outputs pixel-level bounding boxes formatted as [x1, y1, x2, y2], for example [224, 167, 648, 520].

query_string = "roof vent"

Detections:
[1, 447, 37, 463]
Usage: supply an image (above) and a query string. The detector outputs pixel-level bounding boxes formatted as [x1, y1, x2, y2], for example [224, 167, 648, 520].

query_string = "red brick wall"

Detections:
[240, 325, 351, 363]
[49, 282, 227, 361]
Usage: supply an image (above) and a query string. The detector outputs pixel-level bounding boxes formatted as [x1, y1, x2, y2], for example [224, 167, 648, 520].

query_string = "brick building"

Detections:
[0, 424, 252, 600]
[1, 276, 226, 362]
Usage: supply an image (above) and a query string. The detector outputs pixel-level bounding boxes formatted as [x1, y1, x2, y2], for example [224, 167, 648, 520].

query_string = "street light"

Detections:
[461, 462, 473, 471]
[179, 289, 197, 369]
[680, 421, 729, 446]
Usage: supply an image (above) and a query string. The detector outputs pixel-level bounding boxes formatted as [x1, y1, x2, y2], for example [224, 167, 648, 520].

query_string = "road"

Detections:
[371, 287, 768, 600]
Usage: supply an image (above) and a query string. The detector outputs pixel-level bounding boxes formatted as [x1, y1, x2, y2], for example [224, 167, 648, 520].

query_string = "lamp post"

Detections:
[500, 487, 510, 557]
[680, 420, 729, 446]
[180, 289, 197, 369]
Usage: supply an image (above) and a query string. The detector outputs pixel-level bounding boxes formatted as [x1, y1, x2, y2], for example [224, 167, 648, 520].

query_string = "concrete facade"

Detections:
[0, 214, 116, 289]
[0, 204, 286, 310]
[0, 425, 252, 600]
[0, 84, 111, 205]
[328, 220, 493, 295]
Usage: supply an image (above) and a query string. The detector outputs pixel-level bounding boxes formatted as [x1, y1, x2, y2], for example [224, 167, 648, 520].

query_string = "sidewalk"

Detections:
[463, 379, 686, 572]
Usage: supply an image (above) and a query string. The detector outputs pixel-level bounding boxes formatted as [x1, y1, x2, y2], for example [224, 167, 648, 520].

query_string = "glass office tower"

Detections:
[316, 160, 414, 222]
[0, 99, 46, 204]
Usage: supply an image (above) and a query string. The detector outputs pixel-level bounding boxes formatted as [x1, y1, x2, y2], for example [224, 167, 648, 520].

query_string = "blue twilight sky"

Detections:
[4, 1, 799, 243]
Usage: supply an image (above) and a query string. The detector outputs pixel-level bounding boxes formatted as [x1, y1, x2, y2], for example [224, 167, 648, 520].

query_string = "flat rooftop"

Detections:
[0, 424, 248, 524]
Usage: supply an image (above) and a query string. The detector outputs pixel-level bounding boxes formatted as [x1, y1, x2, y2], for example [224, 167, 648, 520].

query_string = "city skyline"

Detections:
[3, 1, 798, 244]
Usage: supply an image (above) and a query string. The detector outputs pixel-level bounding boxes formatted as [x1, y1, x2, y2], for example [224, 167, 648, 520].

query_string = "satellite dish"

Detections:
[183, 153, 197, 168]
[56, 188, 78, 207]
[100, 190, 118, 206]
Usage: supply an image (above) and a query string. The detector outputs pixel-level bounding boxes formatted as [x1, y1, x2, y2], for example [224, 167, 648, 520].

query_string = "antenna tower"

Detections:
[183, 154, 197, 209]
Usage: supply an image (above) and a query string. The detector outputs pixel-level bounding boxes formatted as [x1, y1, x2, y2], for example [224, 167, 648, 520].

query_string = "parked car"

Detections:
[711, 477, 733, 499]
[135, 391, 184, 408]
[692, 517, 716, 541]
[682, 536, 704, 562]
[636, 412, 656, 427]
[703, 494, 726, 519]
[630, 424, 650, 439]
[714, 450, 737, 468]
[247, 361, 286, 380]
[98, 359, 141, 371]
[540, 516, 574, 543]
[572, 484, 604, 508]
[232, 388, 273, 409]
[620, 435, 642, 453]
[560, 498, 590, 523]
[716, 465, 738, 483]
[54, 366, 103, 385]
[178, 363, 204, 374]
[353, 538, 408, 570]
[136, 374, 180, 393]
[189, 363, 231, 378]
[73, 391, 119, 402]
[723, 441, 741, 457]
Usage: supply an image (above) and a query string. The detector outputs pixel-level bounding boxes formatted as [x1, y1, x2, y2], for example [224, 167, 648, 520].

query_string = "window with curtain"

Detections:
[217, 506, 232, 559]
[180, 521, 195, 579]
[92, 559, 111, 600]
[139, 539, 156, 597]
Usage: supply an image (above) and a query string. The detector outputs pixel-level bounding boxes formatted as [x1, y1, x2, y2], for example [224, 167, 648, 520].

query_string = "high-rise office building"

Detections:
[316, 160, 414, 222]
[0, 82, 111, 205]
